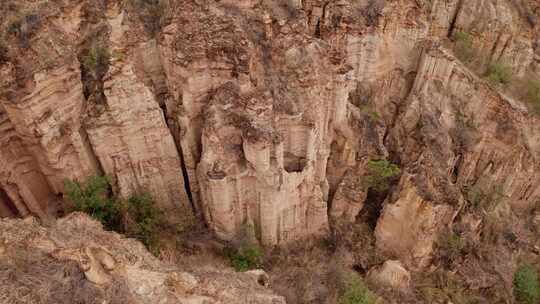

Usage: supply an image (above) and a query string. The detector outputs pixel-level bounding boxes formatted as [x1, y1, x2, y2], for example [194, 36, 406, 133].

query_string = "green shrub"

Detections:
[420, 270, 482, 304]
[224, 245, 263, 272]
[339, 276, 376, 304]
[359, 104, 380, 121]
[438, 231, 465, 261]
[514, 264, 540, 304]
[364, 159, 400, 192]
[223, 222, 263, 272]
[81, 45, 110, 76]
[125, 193, 164, 252]
[463, 184, 504, 212]
[454, 31, 475, 63]
[525, 80, 540, 113]
[64, 176, 122, 231]
[485, 62, 512, 85]
[464, 184, 484, 209]
[64, 176, 164, 254]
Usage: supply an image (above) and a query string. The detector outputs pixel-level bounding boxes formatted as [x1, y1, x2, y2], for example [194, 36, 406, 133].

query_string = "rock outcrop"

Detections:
[367, 260, 411, 291]
[0, 0, 539, 260]
[0, 1, 192, 223]
[0, 213, 285, 304]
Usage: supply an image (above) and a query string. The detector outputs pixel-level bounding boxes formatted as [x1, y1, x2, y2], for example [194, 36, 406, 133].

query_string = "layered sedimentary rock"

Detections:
[0, 1, 191, 221]
[452, 0, 536, 76]
[0, 104, 52, 219]
[0, 213, 285, 304]
[83, 8, 190, 218]
[0, 0, 539, 259]
[367, 259, 411, 291]
[158, 1, 352, 244]
[379, 41, 540, 266]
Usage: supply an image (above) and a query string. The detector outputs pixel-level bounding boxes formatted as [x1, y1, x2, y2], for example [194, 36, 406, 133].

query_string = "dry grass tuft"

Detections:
[0, 245, 134, 304]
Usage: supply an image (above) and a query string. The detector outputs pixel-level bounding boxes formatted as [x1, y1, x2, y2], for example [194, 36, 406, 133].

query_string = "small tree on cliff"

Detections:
[81, 45, 110, 79]
[364, 159, 400, 192]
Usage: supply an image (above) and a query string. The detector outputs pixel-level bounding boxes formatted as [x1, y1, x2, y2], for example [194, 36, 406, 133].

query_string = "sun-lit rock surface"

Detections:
[0, 0, 538, 255]
[0, 213, 286, 304]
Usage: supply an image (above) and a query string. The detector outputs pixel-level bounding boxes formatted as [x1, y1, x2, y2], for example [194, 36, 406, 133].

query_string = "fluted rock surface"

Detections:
[0, 0, 539, 259]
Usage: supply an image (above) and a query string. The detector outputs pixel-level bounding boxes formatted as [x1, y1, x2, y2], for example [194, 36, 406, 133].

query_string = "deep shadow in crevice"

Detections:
[359, 188, 389, 230]
[160, 108, 195, 210]
[447, 0, 464, 38]
[352, 263, 367, 275]
[314, 20, 321, 38]
[0, 188, 19, 217]
[179, 148, 194, 205]
[283, 152, 307, 173]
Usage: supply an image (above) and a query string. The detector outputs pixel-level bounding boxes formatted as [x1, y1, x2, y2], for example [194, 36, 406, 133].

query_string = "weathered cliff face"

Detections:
[0, 213, 285, 304]
[0, 0, 539, 265]
[452, 0, 536, 76]
[0, 1, 191, 223]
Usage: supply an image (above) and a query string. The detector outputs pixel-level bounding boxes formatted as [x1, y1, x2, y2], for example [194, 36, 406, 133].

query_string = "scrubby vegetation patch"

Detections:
[81, 45, 110, 78]
[339, 275, 377, 304]
[524, 80, 540, 113]
[65, 175, 164, 253]
[224, 245, 264, 272]
[454, 31, 475, 63]
[223, 223, 263, 272]
[485, 62, 512, 86]
[364, 159, 400, 192]
[514, 263, 540, 304]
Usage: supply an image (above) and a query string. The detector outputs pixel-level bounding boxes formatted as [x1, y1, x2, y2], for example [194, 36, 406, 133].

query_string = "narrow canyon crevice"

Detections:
[446, 0, 464, 38]
[0, 188, 19, 218]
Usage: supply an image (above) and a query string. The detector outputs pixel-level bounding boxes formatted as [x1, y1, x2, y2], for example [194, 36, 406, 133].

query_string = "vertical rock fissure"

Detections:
[447, 0, 464, 38]
[314, 20, 321, 38]
[76, 2, 111, 181]
[78, 126, 106, 177]
[360, 188, 386, 230]
[325, 140, 342, 210]
[154, 90, 196, 214]
[0, 188, 19, 217]
[77, 39, 111, 180]
[165, 117, 195, 211]
[450, 153, 462, 184]
[179, 150, 195, 210]
[383, 51, 425, 151]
